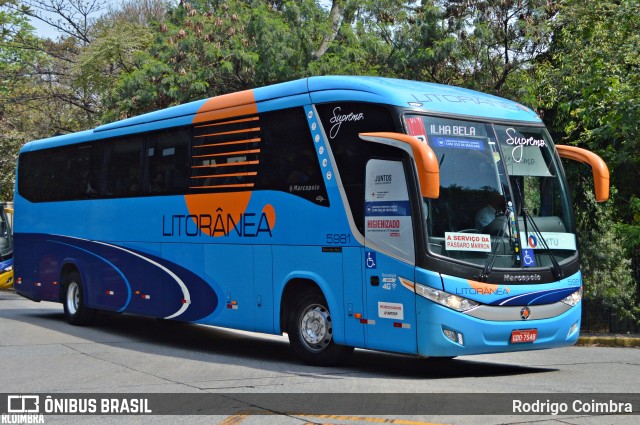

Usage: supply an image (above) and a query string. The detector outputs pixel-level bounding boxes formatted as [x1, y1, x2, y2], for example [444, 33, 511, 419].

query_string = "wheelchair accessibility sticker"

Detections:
[365, 251, 377, 269]
[522, 249, 536, 267]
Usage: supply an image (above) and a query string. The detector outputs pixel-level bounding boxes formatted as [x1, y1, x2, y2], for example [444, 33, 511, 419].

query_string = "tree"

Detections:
[75, 18, 154, 114]
[104, 0, 382, 120]
[379, 1, 557, 95]
[13, 0, 106, 45]
[4, 0, 112, 129]
[103, 0, 167, 26]
[0, 0, 45, 201]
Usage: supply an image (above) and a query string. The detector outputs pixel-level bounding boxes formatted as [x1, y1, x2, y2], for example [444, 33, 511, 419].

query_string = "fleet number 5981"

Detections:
[326, 233, 351, 244]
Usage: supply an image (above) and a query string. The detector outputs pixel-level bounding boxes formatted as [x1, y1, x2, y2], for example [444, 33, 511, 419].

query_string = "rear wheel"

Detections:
[62, 271, 96, 325]
[287, 291, 353, 366]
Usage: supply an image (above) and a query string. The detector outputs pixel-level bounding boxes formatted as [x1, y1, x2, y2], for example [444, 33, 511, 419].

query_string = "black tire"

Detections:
[62, 270, 96, 326]
[287, 290, 353, 366]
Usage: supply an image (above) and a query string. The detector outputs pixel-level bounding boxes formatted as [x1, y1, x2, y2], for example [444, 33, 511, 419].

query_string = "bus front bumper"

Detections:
[416, 296, 581, 357]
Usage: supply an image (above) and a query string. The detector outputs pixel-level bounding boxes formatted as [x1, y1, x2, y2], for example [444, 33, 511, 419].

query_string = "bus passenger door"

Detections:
[363, 159, 417, 354]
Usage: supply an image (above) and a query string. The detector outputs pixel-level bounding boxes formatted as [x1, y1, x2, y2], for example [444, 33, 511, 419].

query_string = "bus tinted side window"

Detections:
[103, 136, 144, 197]
[19, 128, 188, 202]
[18, 150, 45, 202]
[146, 128, 191, 195]
[18, 144, 95, 202]
[256, 108, 328, 206]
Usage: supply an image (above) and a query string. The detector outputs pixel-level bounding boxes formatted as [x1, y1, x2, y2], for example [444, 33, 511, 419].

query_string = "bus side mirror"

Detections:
[556, 145, 610, 202]
[359, 132, 440, 199]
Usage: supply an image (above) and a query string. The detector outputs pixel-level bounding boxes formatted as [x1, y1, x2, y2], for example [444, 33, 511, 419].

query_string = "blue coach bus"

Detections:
[13, 77, 609, 365]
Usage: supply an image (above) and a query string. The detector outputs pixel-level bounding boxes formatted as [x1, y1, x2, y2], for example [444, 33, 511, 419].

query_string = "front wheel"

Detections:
[62, 271, 96, 326]
[288, 291, 353, 366]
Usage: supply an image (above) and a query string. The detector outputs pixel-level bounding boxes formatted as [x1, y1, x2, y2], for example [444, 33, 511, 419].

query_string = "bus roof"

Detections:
[306, 76, 541, 123]
[21, 76, 541, 152]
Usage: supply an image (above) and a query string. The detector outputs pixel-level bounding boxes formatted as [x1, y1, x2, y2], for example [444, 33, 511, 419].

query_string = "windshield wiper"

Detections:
[475, 199, 510, 282]
[521, 207, 563, 280]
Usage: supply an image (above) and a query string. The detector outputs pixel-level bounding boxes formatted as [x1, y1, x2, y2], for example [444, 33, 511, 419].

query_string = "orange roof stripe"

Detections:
[193, 90, 257, 124]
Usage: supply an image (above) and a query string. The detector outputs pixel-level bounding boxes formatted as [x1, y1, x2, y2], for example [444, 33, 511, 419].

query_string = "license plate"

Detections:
[510, 329, 537, 343]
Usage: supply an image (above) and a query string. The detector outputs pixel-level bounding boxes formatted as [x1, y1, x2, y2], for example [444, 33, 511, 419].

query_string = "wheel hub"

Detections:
[300, 305, 332, 350]
[66, 282, 79, 315]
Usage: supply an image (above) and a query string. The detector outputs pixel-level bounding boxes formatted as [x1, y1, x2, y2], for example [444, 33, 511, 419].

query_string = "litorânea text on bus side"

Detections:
[162, 209, 273, 237]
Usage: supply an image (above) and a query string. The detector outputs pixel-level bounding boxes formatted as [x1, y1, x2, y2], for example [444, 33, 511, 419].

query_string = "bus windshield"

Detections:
[406, 115, 575, 270]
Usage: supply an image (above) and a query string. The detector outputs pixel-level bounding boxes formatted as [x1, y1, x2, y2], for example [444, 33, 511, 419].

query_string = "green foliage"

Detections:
[382, 1, 557, 94]
[0, 0, 42, 201]
[0, 124, 25, 201]
[1, 0, 39, 102]
[524, 0, 640, 225]
[76, 19, 154, 110]
[385, 2, 460, 83]
[573, 182, 638, 321]
[105, 0, 337, 120]
[617, 197, 640, 247]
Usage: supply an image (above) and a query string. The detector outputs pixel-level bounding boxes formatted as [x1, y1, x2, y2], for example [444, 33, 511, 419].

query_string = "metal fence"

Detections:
[581, 250, 640, 334]
[581, 300, 639, 334]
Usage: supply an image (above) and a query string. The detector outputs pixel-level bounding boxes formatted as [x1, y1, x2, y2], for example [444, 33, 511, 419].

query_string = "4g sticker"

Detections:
[381, 273, 397, 291]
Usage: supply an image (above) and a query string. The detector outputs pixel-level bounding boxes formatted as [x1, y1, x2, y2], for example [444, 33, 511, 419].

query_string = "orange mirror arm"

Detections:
[556, 145, 610, 202]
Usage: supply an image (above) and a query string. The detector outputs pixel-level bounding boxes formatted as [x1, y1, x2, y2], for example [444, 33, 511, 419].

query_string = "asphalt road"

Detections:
[1, 289, 638, 425]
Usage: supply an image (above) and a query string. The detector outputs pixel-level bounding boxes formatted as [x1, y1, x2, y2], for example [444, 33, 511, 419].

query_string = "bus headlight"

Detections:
[1, 265, 11, 272]
[561, 287, 583, 307]
[415, 283, 480, 312]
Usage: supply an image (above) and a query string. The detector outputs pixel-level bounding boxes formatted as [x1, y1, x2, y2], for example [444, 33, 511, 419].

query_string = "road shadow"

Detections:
[1, 297, 557, 380]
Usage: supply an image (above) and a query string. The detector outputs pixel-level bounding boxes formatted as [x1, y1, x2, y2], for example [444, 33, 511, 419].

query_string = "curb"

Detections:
[577, 334, 640, 348]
